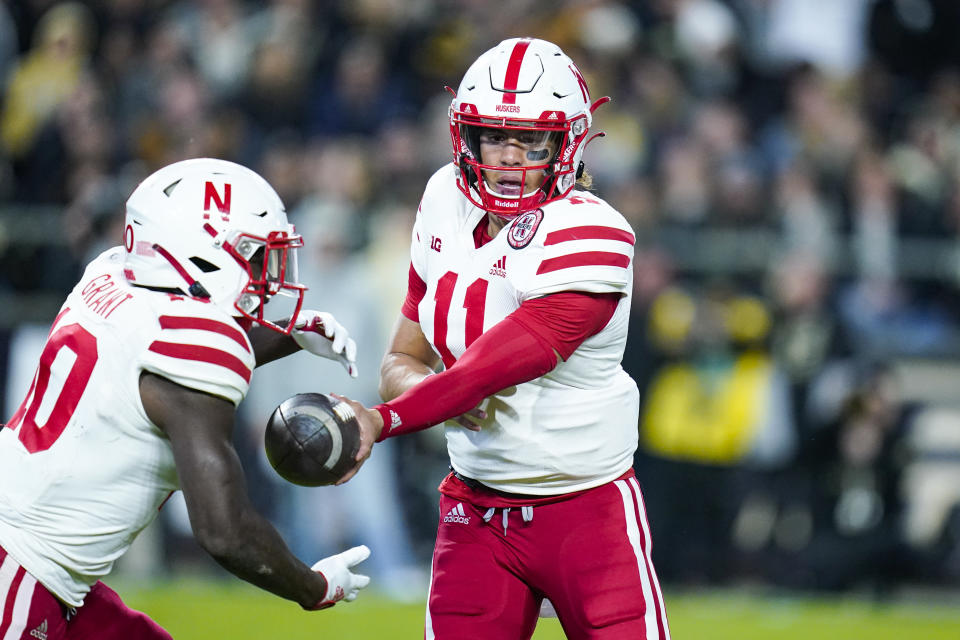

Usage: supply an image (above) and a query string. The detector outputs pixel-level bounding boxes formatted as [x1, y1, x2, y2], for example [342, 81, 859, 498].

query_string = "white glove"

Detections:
[310, 545, 371, 608]
[292, 310, 358, 377]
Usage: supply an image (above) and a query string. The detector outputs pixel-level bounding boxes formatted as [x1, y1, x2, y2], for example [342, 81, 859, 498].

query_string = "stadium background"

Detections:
[1, 0, 960, 637]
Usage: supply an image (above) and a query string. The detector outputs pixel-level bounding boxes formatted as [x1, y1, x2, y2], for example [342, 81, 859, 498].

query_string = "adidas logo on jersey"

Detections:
[489, 256, 507, 278]
[30, 620, 48, 640]
[443, 502, 471, 525]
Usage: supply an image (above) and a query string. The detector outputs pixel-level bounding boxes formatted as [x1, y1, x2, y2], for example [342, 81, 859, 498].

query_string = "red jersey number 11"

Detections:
[433, 271, 488, 369]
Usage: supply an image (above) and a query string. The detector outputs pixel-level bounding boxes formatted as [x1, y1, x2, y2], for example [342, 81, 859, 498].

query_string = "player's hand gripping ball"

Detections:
[264, 393, 361, 486]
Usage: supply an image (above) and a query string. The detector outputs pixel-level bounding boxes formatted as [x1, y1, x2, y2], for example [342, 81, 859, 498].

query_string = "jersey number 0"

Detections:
[6, 321, 98, 453]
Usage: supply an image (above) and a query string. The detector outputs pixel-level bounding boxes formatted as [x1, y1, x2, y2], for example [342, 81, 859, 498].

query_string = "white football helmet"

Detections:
[449, 37, 609, 219]
[122, 158, 305, 333]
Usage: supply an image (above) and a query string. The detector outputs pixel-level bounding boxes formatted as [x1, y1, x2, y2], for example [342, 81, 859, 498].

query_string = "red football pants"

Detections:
[426, 475, 671, 640]
[0, 546, 171, 640]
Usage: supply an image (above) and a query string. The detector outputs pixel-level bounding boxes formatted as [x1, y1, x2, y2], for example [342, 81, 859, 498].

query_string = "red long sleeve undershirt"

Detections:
[376, 266, 620, 440]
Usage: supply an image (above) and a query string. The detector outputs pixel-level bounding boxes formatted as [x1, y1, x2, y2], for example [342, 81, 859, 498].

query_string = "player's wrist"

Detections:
[302, 598, 335, 610]
[372, 404, 394, 442]
[297, 569, 332, 611]
[302, 597, 334, 611]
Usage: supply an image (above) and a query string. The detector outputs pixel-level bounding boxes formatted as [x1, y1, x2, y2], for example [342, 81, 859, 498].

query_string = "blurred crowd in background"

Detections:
[2, 0, 960, 599]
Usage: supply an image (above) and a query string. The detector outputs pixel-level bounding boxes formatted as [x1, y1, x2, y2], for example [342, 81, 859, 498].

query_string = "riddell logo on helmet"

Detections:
[495, 199, 519, 208]
[496, 104, 521, 113]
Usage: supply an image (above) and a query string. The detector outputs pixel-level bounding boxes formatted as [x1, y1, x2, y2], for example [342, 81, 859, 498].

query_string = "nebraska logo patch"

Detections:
[507, 209, 543, 249]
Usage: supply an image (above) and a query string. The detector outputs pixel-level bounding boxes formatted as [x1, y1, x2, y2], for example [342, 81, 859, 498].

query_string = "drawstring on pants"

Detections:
[482, 506, 534, 535]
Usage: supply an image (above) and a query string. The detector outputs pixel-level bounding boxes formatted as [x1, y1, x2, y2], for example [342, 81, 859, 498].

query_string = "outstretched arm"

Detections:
[333, 313, 482, 484]
[342, 290, 619, 446]
[370, 314, 558, 440]
[140, 372, 368, 609]
[335, 291, 619, 483]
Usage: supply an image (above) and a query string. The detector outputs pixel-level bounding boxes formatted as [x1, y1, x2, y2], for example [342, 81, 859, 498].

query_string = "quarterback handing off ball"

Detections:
[264, 393, 361, 486]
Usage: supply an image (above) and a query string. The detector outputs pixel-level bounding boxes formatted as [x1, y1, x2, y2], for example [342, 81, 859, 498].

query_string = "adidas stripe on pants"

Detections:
[0, 545, 171, 640]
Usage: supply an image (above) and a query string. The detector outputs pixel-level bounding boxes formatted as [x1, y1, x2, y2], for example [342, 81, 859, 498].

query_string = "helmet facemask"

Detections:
[223, 229, 305, 334]
[451, 112, 586, 220]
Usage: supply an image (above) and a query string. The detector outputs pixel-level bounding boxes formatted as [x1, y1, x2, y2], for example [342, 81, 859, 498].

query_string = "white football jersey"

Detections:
[0, 247, 254, 606]
[412, 165, 640, 495]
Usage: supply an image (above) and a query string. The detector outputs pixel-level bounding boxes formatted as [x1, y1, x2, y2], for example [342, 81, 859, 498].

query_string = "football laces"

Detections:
[332, 401, 356, 423]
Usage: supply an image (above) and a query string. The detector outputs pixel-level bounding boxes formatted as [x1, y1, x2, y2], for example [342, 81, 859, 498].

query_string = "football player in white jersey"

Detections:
[0, 159, 371, 640]
[334, 39, 672, 640]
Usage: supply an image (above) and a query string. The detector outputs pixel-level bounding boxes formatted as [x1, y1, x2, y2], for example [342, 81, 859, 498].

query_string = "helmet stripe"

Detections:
[501, 39, 531, 105]
[152, 244, 205, 296]
[569, 63, 590, 102]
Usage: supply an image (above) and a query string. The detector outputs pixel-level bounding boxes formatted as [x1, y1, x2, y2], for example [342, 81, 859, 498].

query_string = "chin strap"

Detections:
[152, 244, 211, 299]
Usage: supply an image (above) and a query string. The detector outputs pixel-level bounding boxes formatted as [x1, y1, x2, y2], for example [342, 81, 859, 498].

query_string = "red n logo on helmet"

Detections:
[203, 182, 232, 221]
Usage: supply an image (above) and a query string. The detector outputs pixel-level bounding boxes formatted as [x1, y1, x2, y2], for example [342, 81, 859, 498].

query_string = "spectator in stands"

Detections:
[789, 362, 917, 591]
[307, 35, 414, 138]
[637, 283, 794, 583]
[1, 2, 96, 201]
[0, 1, 16, 95]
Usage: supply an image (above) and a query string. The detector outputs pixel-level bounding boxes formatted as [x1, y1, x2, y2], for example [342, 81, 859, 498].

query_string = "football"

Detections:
[264, 393, 361, 487]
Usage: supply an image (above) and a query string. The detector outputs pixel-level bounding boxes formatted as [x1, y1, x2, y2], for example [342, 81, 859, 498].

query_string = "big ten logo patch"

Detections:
[431, 235, 442, 252]
[507, 209, 544, 249]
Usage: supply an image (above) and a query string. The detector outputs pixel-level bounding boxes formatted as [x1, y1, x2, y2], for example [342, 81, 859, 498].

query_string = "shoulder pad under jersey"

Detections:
[516, 194, 636, 299]
[140, 296, 254, 406]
